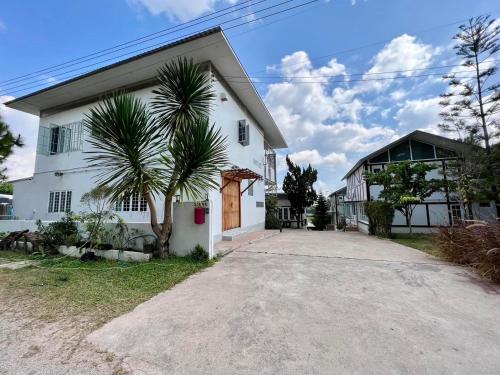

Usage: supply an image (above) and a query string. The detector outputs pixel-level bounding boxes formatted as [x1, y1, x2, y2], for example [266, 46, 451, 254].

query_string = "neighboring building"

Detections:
[4, 28, 287, 256]
[0, 194, 13, 220]
[328, 187, 347, 229]
[341, 130, 497, 234]
[276, 193, 307, 228]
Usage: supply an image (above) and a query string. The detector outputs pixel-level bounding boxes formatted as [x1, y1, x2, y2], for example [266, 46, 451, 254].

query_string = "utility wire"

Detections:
[0, 0, 294, 91]
[2, 3, 498, 93]
[1, 0, 320, 97]
[1, 0, 320, 102]
[0, 0, 266, 86]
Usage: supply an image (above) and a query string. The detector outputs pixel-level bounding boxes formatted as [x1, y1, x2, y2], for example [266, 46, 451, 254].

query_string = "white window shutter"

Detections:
[37, 126, 50, 155]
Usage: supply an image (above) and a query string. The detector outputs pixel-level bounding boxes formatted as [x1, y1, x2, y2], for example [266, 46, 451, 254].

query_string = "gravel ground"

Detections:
[0, 280, 129, 375]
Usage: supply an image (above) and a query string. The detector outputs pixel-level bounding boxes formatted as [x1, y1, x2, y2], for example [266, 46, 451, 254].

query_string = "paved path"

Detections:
[88, 230, 500, 375]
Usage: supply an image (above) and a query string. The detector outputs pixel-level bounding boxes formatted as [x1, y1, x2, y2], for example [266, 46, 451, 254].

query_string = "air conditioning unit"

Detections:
[238, 120, 249, 146]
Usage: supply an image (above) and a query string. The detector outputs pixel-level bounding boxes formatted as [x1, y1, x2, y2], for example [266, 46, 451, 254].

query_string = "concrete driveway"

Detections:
[88, 230, 500, 375]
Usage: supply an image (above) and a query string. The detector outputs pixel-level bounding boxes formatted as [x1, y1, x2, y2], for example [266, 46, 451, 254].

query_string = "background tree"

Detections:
[0, 182, 13, 195]
[312, 193, 329, 231]
[85, 58, 228, 258]
[365, 161, 445, 234]
[439, 15, 499, 149]
[0, 115, 23, 179]
[439, 15, 500, 215]
[282, 156, 317, 228]
[264, 195, 281, 229]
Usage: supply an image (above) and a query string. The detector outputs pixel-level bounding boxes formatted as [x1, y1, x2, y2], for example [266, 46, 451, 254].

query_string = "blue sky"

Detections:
[0, 0, 499, 193]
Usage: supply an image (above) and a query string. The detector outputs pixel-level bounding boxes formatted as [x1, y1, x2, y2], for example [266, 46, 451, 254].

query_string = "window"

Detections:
[436, 147, 456, 158]
[37, 121, 84, 155]
[115, 193, 148, 212]
[48, 190, 72, 213]
[283, 207, 289, 220]
[389, 141, 411, 161]
[247, 180, 254, 196]
[238, 119, 250, 146]
[373, 168, 381, 173]
[411, 140, 435, 160]
[369, 151, 389, 163]
[451, 204, 462, 224]
[278, 208, 283, 220]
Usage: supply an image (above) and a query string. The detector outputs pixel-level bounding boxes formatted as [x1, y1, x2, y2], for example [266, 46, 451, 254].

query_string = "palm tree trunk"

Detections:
[143, 189, 165, 257]
[159, 194, 174, 258]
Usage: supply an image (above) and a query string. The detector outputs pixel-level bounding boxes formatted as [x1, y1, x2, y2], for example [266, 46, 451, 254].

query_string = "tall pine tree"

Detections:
[439, 15, 500, 215]
[282, 156, 317, 228]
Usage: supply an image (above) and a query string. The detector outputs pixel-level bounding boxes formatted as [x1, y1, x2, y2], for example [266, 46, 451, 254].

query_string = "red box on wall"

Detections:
[194, 207, 205, 224]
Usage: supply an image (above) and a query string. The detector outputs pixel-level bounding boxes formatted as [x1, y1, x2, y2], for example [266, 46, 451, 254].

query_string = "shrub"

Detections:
[436, 221, 500, 283]
[36, 212, 79, 248]
[365, 201, 395, 237]
[190, 244, 209, 261]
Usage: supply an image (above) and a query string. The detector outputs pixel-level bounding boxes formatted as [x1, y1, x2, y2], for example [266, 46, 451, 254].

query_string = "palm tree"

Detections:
[84, 58, 228, 257]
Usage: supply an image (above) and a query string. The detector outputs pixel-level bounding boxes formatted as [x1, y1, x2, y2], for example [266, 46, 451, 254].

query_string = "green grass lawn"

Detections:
[0, 251, 216, 323]
[390, 233, 442, 257]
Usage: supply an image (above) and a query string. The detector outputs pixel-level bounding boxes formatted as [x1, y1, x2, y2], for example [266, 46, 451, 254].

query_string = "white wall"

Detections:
[208, 73, 266, 239]
[0, 201, 214, 258]
[12, 71, 268, 245]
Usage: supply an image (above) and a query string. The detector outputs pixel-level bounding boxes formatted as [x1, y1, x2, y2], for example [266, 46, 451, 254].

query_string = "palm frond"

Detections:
[163, 116, 228, 200]
[151, 58, 214, 138]
[83, 93, 168, 201]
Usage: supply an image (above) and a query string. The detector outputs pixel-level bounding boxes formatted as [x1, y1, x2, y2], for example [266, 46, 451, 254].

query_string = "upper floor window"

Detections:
[238, 119, 250, 146]
[48, 190, 72, 213]
[37, 121, 84, 155]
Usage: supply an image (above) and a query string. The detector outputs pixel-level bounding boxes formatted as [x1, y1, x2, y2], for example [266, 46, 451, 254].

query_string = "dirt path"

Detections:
[0, 279, 129, 375]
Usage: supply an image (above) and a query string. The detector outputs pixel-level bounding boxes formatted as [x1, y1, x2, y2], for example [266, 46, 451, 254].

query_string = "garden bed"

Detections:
[58, 245, 152, 262]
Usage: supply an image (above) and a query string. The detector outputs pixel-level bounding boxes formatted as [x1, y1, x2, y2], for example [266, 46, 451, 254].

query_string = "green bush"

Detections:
[36, 212, 79, 248]
[365, 201, 395, 237]
[190, 244, 209, 261]
[265, 196, 281, 230]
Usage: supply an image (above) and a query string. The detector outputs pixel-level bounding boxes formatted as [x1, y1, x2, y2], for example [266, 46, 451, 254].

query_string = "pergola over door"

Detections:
[220, 168, 263, 232]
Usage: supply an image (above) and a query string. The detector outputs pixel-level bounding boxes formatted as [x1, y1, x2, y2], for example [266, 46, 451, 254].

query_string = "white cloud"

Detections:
[390, 89, 407, 101]
[0, 96, 39, 180]
[128, 0, 238, 21]
[288, 149, 348, 168]
[359, 34, 437, 92]
[394, 97, 442, 134]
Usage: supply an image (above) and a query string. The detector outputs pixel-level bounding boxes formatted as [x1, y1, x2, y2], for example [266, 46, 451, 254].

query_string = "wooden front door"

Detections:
[222, 177, 241, 231]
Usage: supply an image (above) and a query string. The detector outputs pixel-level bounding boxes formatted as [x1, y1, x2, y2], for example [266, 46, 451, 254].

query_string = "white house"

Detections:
[4, 27, 287, 256]
[275, 193, 307, 228]
[341, 130, 497, 234]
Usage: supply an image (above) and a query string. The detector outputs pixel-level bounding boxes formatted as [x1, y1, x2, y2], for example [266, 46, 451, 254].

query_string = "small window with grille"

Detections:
[238, 120, 249, 146]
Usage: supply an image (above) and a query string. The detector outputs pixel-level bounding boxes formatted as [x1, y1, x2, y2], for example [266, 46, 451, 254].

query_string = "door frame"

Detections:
[222, 176, 241, 232]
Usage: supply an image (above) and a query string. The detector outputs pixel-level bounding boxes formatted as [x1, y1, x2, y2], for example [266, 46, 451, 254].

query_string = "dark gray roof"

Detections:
[341, 130, 473, 180]
[328, 186, 347, 197]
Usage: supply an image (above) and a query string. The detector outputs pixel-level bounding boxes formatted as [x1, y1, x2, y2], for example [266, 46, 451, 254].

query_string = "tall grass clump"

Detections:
[436, 221, 500, 282]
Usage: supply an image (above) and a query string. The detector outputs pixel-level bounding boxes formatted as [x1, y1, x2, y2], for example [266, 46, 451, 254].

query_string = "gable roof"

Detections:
[5, 27, 287, 149]
[341, 130, 473, 180]
[328, 186, 347, 197]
